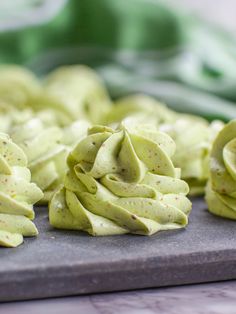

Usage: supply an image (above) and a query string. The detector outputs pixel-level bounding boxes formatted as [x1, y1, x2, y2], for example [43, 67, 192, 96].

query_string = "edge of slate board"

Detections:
[0, 198, 236, 301]
[1, 249, 236, 302]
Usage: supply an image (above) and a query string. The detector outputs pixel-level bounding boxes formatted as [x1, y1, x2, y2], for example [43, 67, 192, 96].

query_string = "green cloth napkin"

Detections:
[0, 0, 236, 121]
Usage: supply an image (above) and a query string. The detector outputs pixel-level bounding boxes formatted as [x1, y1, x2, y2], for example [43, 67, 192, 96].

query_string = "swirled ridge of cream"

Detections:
[0, 133, 43, 247]
[33, 65, 112, 125]
[49, 124, 192, 236]
[10, 118, 69, 204]
[160, 116, 224, 195]
[105, 94, 176, 126]
[205, 120, 236, 220]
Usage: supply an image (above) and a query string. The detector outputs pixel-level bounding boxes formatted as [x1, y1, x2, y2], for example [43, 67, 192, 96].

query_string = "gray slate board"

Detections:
[0, 198, 236, 302]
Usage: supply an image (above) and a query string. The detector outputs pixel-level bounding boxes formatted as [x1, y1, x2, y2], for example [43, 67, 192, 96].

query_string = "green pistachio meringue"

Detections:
[0, 64, 67, 129]
[0, 65, 41, 110]
[49, 124, 191, 236]
[105, 94, 224, 195]
[160, 116, 224, 195]
[105, 94, 176, 126]
[10, 118, 68, 204]
[33, 65, 112, 125]
[0, 133, 43, 247]
[0, 65, 111, 127]
[206, 120, 236, 220]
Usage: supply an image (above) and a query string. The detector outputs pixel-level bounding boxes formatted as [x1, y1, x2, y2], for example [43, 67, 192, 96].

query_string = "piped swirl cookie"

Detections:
[10, 118, 68, 203]
[34, 65, 112, 125]
[160, 116, 224, 195]
[0, 133, 43, 247]
[49, 124, 191, 236]
[206, 120, 236, 219]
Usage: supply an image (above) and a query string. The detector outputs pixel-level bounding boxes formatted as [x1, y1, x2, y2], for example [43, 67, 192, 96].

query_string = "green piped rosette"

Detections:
[206, 120, 236, 220]
[0, 133, 43, 247]
[106, 94, 224, 195]
[0, 65, 112, 127]
[34, 65, 112, 125]
[10, 118, 68, 204]
[49, 123, 191, 236]
[0, 65, 41, 110]
[160, 116, 224, 195]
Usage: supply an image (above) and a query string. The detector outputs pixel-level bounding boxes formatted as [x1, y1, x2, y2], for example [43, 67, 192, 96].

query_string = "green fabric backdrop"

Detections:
[0, 0, 236, 121]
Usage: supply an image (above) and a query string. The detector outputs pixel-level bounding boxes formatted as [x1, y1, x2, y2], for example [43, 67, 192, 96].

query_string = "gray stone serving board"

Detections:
[0, 198, 236, 302]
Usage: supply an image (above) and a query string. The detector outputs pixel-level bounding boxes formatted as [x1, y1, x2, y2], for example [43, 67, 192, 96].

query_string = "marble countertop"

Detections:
[1, 280, 236, 314]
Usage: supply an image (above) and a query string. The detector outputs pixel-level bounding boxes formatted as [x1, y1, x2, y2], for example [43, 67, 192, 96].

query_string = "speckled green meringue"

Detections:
[160, 116, 224, 195]
[0, 133, 43, 247]
[105, 94, 176, 126]
[10, 117, 91, 203]
[10, 118, 68, 204]
[105, 94, 217, 195]
[110, 97, 224, 196]
[205, 120, 236, 220]
[34, 65, 112, 125]
[49, 124, 192, 236]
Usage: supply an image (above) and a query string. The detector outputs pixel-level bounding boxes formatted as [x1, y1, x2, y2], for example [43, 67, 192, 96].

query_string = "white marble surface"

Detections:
[1, 281, 236, 314]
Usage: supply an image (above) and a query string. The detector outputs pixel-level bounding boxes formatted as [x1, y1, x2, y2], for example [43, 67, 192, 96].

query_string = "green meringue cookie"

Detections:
[0, 133, 43, 247]
[33, 65, 112, 125]
[0, 64, 67, 129]
[0, 65, 41, 110]
[160, 116, 224, 195]
[10, 118, 68, 204]
[0, 65, 111, 127]
[49, 124, 191, 236]
[206, 120, 236, 219]
[105, 94, 224, 195]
